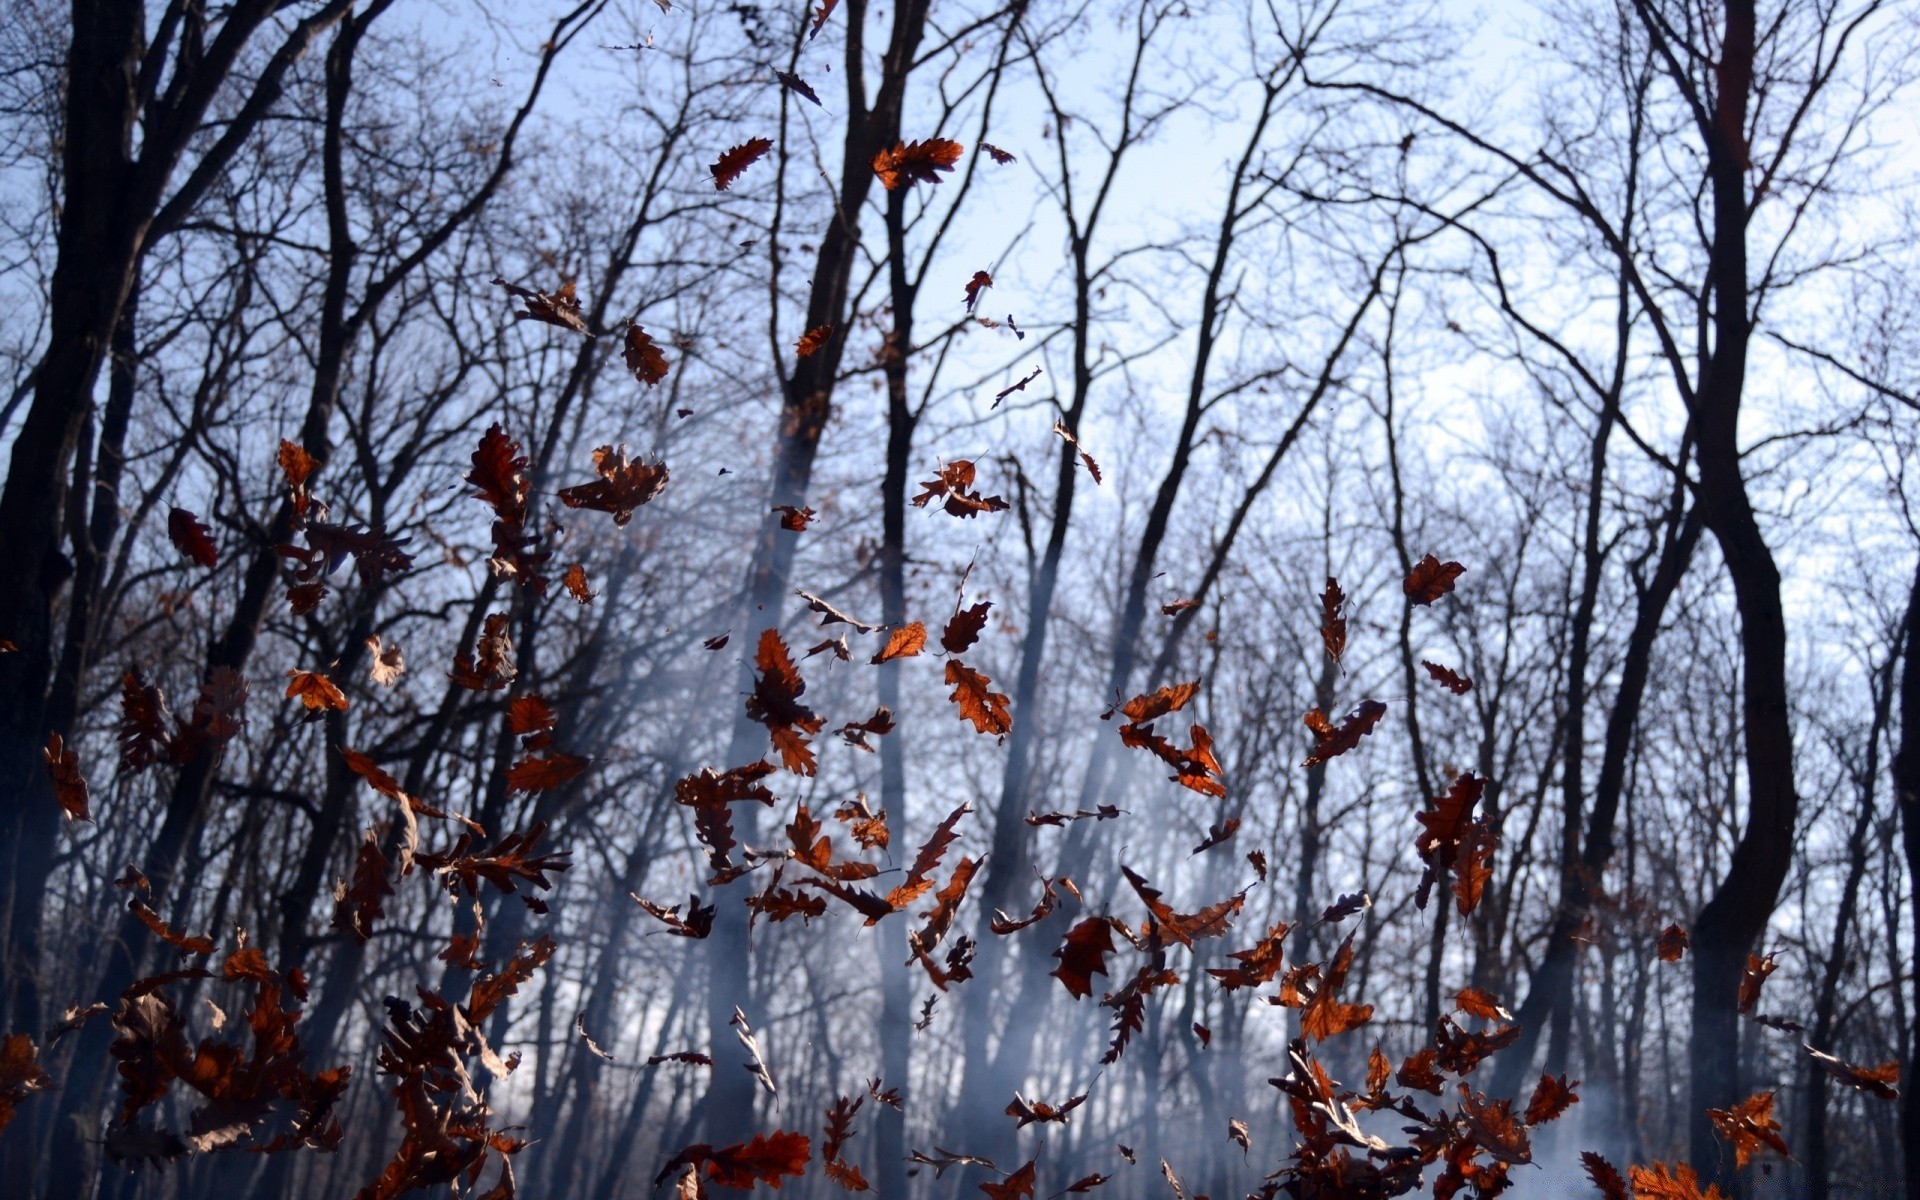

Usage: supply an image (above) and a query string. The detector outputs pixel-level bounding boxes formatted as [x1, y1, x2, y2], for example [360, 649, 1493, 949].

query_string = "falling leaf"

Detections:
[809, 0, 839, 38]
[285, 670, 348, 712]
[704, 633, 730, 651]
[1579, 1152, 1629, 1200]
[1051, 918, 1116, 1000]
[1404, 554, 1466, 604]
[0, 1035, 52, 1135]
[796, 324, 832, 357]
[773, 505, 815, 532]
[656, 1130, 810, 1190]
[1300, 934, 1373, 1041]
[1321, 577, 1347, 663]
[980, 142, 1016, 163]
[42, 734, 89, 822]
[838, 707, 896, 752]
[993, 367, 1042, 408]
[1005, 1090, 1087, 1128]
[562, 563, 595, 604]
[871, 138, 964, 190]
[941, 602, 991, 654]
[964, 270, 993, 314]
[1302, 699, 1386, 766]
[1804, 1046, 1899, 1100]
[366, 636, 406, 685]
[747, 629, 825, 774]
[1191, 818, 1239, 855]
[774, 70, 822, 105]
[796, 589, 882, 634]
[494, 277, 590, 334]
[1737, 952, 1778, 1014]
[632, 893, 716, 938]
[712, 137, 773, 191]
[167, 508, 217, 568]
[1524, 1073, 1580, 1124]
[1421, 659, 1474, 694]
[1050, 419, 1102, 482]
[913, 460, 1008, 518]
[1455, 987, 1512, 1023]
[1707, 1091, 1790, 1168]
[557, 445, 669, 526]
[871, 623, 926, 664]
[945, 660, 1012, 736]
[979, 1159, 1036, 1199]
[1657, 923, 1690, 962]
[624, 325, 671, 386]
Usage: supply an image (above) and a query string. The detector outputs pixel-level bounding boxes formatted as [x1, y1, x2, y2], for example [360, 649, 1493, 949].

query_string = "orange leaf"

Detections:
[557, 444, 669, 526]
[872, 138, 964, 190]
[284, 670, 348, 712]
[871, 623, 926, 664]
[562, 563, 595, 604]
[795, 324, 832, 357]
[1657, 923, 1690, 962]
[945, 660, 1011, 736]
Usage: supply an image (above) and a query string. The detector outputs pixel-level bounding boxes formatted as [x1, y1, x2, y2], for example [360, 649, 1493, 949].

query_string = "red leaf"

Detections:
[1404, 553, 1466, 604]
[167, 508, 217, 568]
[712, 137, 773, 191]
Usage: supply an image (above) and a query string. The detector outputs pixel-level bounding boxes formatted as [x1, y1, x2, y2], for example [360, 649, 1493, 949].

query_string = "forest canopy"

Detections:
[0, 0, 1918, 1197]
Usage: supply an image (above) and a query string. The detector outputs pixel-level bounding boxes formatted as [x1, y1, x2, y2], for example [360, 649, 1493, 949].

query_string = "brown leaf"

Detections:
[506, 752, 588, 793]
[1005, 1090, 1086, 1128]
[912, 459, 1008, 518]
[1421, 659, 1474, 694]
[979, 1159, 1036, 1200]
[1051, 918, 1116, 1000]
[941, 602, 991, 654]
[557, 444, 669, 526]
[1207, 920, 1290, 991]
[43, 734, 90, 822]
[632, 893, 716, 938]
[885, 803, 971, 911]
[945, 660, 1011, 736]
[1302, 699, 1386, 766]
[1050, 419, 1102, 482]
[1657, 923, 1690, 962]
[128, 899, 214, 956]
[837, 707, 896, 752]
[118, 671, 171, 775]
[495, 276, 589, 334]
[981, 142, 1017, 164]
[1582, 1151, 1628, 1200]
[1191, 818, 1239, 855]
[774, 70, 822, 105]
[747, 629, 825, 774]
[1737, 951, 1778, 1014]
[1320, 577, 1347, 662]
[278, 439, 317, 518]
[712, 137, 773, 191]
[0, 1034, 52, 1135]
[624, 325, 671, 385]
[1455, 987, 1512, 1023]
[1300, 934, 1373, 1042]
[1524, 1073, 1579, 1125]
[1804, 1046, 1899, 1100]
[1404, 553, 1466, 604]
[167, 507, 217, 568]
[872, 138, 964, 190]
[1625, 1162, 1724, 1200]
[964, 270, 993, 314]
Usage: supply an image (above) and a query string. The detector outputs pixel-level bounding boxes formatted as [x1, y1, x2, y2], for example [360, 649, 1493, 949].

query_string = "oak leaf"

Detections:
[624, 325, 671, 385]
[1404, 553, 1466, 604]
[872, 138, 964, 190]
[945, 660, 1011, 736]
[558, 445, 668, 526]
[711, 137, 772, 191]
[167, 508, 217, 568]
[871, 623, 925, 664]
[43, 733, 90, 822]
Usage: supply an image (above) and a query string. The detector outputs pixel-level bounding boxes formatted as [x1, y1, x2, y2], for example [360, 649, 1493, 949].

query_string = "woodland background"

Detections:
[0, 0, 1918, 1197]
